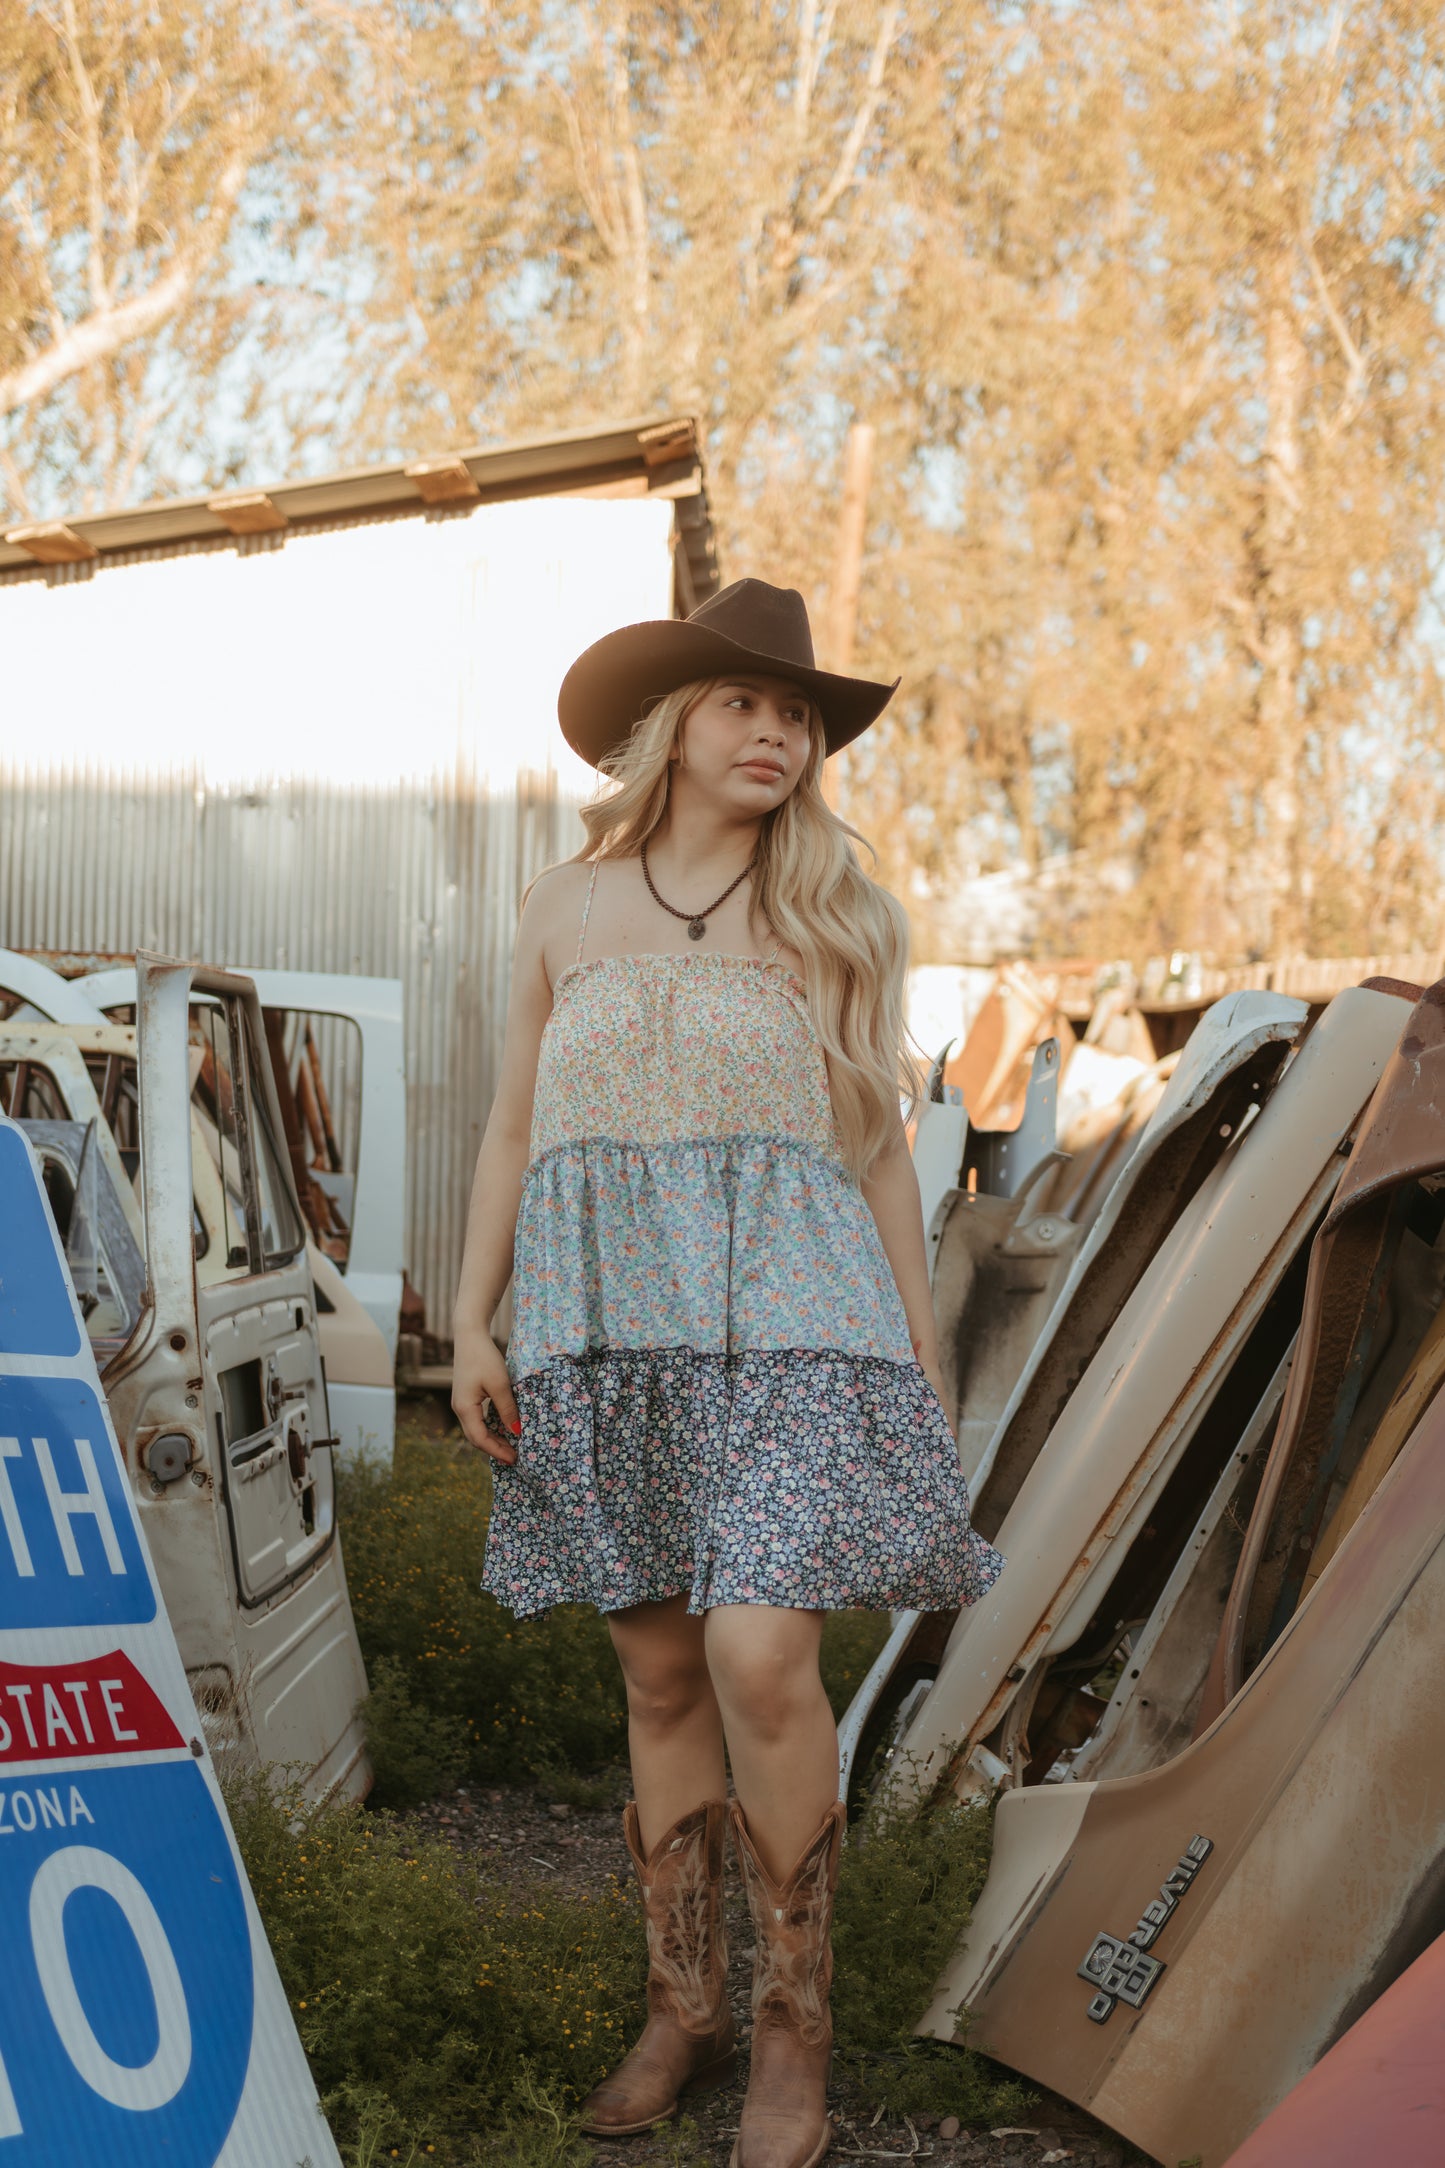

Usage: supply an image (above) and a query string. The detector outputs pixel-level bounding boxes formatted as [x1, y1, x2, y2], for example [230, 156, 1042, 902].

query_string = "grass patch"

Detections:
[342, 1422, 898, 1809]
[361, 1653, 470, 1813]
[228, 1770, 645, 2163]
[230, 1751, 1020, 2161]
[818, 1605, 891, 1720]
[831, 1773, 1034, 2124]
[339, 1429, 629, 1799]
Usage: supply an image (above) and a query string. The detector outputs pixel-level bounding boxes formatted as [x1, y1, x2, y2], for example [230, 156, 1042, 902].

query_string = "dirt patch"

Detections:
[403, 1778, 1145, 2168]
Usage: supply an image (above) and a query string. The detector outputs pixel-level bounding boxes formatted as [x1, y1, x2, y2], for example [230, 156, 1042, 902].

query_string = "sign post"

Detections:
[0, 1115, 342, 2167]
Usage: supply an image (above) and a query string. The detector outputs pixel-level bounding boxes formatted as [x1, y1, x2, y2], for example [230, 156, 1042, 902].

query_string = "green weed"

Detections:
[339, 1431, 629, 1798]
[463, 2062, 594, 2167]
[530, 1760, 629, 1812]
[831, 1773, 1033, 2124]
[649, 2113, 715, 2166]
[818, 1606, 892, 1720]
[362, 1654, 470, 1812]
[227, 1771, 646, 2161]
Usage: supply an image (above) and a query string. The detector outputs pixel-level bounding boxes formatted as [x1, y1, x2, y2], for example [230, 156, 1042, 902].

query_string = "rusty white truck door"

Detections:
[234, 972, 405, 1356]
[104, 954, 370, 1799]
[79, 962, 403, 1469]
[78, 966, 405, 1349]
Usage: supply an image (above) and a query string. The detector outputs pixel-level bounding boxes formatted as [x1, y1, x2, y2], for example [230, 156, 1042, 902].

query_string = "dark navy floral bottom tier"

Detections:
[481, 1346, 1005, 1619]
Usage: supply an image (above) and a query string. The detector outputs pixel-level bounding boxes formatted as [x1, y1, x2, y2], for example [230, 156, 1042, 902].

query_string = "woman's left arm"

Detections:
[860, 1119, 947, 1406]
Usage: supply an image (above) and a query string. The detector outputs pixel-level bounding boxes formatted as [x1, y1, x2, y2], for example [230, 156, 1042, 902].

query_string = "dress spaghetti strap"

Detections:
[576, 861, 600, 966]
[764, 929, 783, 965]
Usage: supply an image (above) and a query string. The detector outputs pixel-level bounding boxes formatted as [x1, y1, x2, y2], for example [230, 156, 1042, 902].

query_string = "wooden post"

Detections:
[822, 422, 875, 808]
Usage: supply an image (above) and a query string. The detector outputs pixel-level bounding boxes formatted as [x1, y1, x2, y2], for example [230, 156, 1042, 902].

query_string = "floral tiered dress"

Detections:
[481, 873, 1005, 1620]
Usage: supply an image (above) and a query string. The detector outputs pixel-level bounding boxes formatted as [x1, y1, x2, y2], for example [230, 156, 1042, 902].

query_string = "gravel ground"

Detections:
[404, 1780, 1147, 2168]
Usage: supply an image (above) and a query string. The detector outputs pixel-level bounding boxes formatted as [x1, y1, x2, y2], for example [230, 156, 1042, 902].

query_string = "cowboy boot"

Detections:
[728, 1796, 847, 2168]
[577, 1797, 737, 2136]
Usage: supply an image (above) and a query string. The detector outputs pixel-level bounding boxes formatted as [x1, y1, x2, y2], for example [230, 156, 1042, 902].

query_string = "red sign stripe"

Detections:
[0, 1653, 183, 1761]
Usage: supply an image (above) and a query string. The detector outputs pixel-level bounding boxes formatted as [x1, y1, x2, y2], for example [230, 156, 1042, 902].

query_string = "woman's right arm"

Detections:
[450, 871, 574, 1460]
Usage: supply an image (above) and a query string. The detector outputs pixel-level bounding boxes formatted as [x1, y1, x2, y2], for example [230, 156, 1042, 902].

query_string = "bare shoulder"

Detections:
[523, 858, 594, 919]
[520, 859, 596, 987]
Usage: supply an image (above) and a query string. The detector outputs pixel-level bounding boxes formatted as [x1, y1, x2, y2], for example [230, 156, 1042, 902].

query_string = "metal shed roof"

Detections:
[0, 412, 720, 607]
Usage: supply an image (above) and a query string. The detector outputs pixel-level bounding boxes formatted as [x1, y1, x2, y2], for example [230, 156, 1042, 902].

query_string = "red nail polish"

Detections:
[509, 1418, 522, 1435]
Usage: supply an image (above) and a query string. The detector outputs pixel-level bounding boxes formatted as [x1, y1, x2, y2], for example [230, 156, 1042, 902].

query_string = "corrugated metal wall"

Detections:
[0, 761, 584, 1338]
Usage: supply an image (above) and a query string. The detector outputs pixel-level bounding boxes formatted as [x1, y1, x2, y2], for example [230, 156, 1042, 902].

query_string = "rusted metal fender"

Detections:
[969, 989, 1307, 1531]
[1204, 977, 1445, 1719]
[935, 1148, 1081, 1478]
[1220, 1927, 1445, 2168]
[0, 947, 107, 1024]
[919, 1369, 1445, 2167]
[837, 991, 1306, 1810]
[889, 986, 1407, 1806]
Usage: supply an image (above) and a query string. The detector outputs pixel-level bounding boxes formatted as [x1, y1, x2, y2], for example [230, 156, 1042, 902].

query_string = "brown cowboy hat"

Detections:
[557, 577, 899, 769]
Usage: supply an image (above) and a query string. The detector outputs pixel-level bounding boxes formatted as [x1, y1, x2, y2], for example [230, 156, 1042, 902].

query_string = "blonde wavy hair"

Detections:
[574, 676, 922, 1180]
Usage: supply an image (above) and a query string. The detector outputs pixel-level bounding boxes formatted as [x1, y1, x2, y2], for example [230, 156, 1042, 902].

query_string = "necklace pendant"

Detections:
[687, 917, 706, 941]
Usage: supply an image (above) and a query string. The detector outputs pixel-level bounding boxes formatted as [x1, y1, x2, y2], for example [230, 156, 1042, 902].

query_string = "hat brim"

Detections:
[558, 618, 899, 768]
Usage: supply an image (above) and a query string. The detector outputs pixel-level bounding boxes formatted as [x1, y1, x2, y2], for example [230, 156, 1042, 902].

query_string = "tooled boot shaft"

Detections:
[729, 1799, 847, 2168]
[626, 1796, 732, 2027]
[577, 1798, 736, 2137]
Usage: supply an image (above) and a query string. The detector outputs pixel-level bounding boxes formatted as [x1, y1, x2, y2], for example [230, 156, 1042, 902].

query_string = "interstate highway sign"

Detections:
[0, 1116, 341, 2168]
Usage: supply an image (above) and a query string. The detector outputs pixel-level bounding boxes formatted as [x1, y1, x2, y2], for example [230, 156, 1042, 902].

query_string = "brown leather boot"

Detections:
[728, 1796, 846, 2168]
[577, 1797, 737, 2136]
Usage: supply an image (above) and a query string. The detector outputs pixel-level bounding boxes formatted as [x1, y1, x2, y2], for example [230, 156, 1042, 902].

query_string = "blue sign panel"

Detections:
[0, 1377, 155, 1630]
[0, 1126, 80, 1360]
[0, 1116, 334, 2167]
[0, 1758, 254, 2165]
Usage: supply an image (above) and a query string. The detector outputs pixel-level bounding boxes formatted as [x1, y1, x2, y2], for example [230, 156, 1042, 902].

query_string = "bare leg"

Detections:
[606, 1589, 729, 1848]
[704, 1604, 838, 1882]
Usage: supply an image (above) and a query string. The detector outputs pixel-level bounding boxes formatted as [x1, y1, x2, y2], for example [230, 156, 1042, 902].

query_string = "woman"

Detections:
[452, 578, 1003, 2168]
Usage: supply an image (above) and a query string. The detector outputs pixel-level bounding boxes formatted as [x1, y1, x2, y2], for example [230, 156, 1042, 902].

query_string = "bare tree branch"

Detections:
[13, 185, 68, 347]
[548, 78, 623, 256]
[0, 439, 34, 524]
[813, 0, 900, 227]
[1298, 230, 1370, 438]
[0, 149, 247, 419]
[604, 0, 650, 384]
[794, 0, 840, 138]
[57, 0, 112, 312]
[794, 0, 820, 133]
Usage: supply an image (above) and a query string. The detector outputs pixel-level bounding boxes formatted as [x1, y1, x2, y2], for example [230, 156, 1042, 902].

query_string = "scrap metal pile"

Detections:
[851, 968, 1445, 2168]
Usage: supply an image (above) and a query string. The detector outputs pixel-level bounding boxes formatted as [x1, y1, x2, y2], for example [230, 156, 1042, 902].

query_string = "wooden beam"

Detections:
[638, 419, 696, 467]
[5, 520, 97, 565]
[405, 457, 482, 505]
[564, 475, 651, 500]
[644, 462, 703, 500]
[207, 490, 289, 535]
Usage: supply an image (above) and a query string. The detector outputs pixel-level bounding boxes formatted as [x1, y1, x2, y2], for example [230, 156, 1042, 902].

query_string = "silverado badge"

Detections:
[1078, 1834, 1213, 2023]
